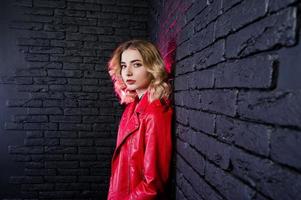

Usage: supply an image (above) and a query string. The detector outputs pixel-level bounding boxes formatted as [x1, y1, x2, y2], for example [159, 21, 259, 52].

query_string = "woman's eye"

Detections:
[121, 65, 126, 69]
[133, 63, 142, 67]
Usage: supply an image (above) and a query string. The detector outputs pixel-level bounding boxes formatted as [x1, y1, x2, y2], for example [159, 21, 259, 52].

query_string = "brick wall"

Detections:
[150, 0, 301, 199]
[0, 0, 149, 199]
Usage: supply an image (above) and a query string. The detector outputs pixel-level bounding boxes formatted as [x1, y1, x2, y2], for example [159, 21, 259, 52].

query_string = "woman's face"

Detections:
[120, 49, 152, 96]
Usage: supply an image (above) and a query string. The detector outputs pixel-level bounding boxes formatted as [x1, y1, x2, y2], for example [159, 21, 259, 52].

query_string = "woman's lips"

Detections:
[126, 80, 136, 84]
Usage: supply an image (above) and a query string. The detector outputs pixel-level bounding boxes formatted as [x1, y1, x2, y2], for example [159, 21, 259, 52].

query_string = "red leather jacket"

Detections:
[107, 91, 173, 200]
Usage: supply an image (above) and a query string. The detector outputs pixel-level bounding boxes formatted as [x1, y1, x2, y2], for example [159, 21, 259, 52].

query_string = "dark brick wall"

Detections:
[150, 0, 301, 200]
[0, 0, 149, 199]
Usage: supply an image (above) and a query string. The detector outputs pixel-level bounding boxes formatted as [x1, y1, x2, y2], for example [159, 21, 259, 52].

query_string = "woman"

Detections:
[107, 39, 173, 200]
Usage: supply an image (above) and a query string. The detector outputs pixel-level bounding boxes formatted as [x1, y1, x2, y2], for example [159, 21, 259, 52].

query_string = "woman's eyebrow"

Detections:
[120, 59, 142, 64]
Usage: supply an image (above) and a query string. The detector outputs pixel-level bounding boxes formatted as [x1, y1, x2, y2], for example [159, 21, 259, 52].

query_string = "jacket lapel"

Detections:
[112, 92, 149, 160]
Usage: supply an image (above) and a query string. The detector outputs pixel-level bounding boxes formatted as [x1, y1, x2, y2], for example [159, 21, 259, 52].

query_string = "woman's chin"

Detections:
[126, 86, 137, 91]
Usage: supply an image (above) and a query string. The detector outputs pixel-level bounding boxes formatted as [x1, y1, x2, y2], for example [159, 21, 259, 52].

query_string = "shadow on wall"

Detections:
[0, 0, 28, 198]
[163, 37, 177, 200]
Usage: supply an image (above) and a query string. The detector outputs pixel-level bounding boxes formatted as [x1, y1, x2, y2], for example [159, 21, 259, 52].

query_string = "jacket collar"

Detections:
[112, 92, 150, 160]
[134, 91, 150, 114]
[112, 91, 172, 161]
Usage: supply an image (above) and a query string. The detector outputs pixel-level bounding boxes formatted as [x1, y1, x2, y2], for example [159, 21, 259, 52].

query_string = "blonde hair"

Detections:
[108, 39, 172, 104]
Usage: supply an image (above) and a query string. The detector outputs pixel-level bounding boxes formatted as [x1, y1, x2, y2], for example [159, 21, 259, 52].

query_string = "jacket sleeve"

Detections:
[128, 107, 173, 200]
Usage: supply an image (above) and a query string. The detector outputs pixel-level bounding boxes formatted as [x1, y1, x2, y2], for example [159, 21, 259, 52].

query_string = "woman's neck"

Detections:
[136, 89, 147, 100]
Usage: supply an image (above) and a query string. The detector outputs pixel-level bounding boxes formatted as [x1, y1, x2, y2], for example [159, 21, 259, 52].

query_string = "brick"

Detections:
[11, 22, 43, 30]
[17, 84, 48, 92]
[14, 30, 65, 39]
[44, 176, 77, 183]
[26, 131, 43, 138]
[215, 0, 267, 38]
[83, 116, 114, 123]
[64, 154, 96, 161]
[174, 106, 189, 125]
[33, 0, 65, 8]
[214, 53, 276, 88]
[29, 47, 64, 54]
[39, 191, 79, 198]
[64, 108, 98, 115]
[55, 183, 90, 190]
[6, 99, 41, 107]
[188, 68, 215, 89]
[222, 0, 242, 11]
[79, 26, 113, 35]
[24, 138, 43, 146]
[47, 69, 82, 78]
[193, 39, 225, 70]
[94, 123, 116, 132]
[8, 146, 43, 154]
[60, 139, 93, 146]
[23, 7, 54, 15]
[31, 91, 64, 99]
[17, 38, 49, 46]
[14, 14, 54, 23]
[64, 92, 98, 100]
[14, 77, 33, 84]
[57, 169, 89, 176]
[185, 0, 207, 22]
[12, 0, 32, 7]
[193, 131, 230, 169]
[43, 99, 76, 107]
[9, 176, 43, 184]
[225, 7, 297, 58]
[33, 77, 67, 85]
[63, 63, 94, 70]
[94, 139, 116, 147]
[15, 68, 47, 77]
[63, 17, 97, 26]
[175, 186, 188, 200]
[194, 0, 222, 31]
[26, 53, 49, 62]
[177, 21, 194, 45]
[45, 131, 77, 138]
[49, 84, 81, 92]
[24, 169, 56, 176]
[50, 115, 81, 123]
[198, 89, 238, 116]
[231, 148, 301, 200]
[174, 56, 194, 75]
[78, 176, 102, 182]
[176, 123, 194, 146]
[13, 115, 48, 122]
[205, 162, 256, 199]
[21, 183, 53, 191]
[216, 115, 270, 156]
[174, 74, 189, 91]
[268, 0, 298, 12]
[176, 155, 223, 200]
[11, 155, 31, 161]
[271, 128, 301, 169]
[190, 21, 215, 53]
[174, 90, 200, 109]
[67, 2, 101, 11]
[175, 170, 203, 200]
[189, 110, 215, 135]
[237, 91, 301, 128]
[176, 139, 205, 175]
[79, 131, 110, 138]
[27, 108, 62, 115]
[44, 146, 77, 154]
[45, 161, 78, 169]
[176, 40, 192, 61]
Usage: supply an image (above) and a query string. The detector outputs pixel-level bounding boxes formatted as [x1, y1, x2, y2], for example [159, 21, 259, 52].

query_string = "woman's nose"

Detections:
[126, 68, 133, 76]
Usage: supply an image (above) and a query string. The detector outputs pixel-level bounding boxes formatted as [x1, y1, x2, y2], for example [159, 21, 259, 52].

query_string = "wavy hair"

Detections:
[108, 39, 172, 104]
